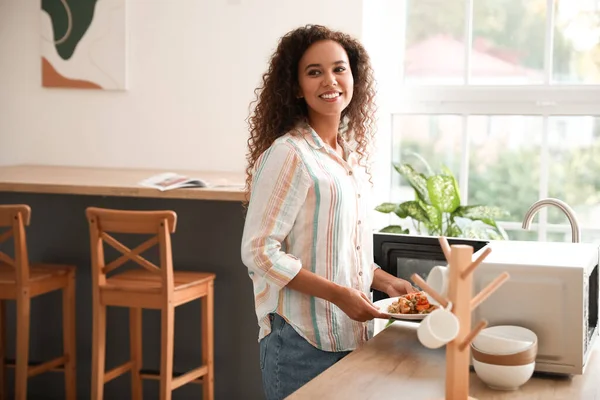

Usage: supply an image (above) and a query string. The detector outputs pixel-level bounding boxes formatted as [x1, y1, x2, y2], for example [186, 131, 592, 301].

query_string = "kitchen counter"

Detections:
[0, 164, 245, 201]
[289, 321, 600, 399]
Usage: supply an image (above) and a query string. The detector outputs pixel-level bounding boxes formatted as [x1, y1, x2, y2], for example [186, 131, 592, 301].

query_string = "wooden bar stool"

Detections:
[86, 207, 215, 400]
[0, 204, 76, 400]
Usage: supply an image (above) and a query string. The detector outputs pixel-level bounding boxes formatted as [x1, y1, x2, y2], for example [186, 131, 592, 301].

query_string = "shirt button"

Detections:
[358, 220, 362, 225]
[359, 271, 363, 276]
[356, 245, 361, 250]
[357, 193, 361, 198]
[348, 171, 353, 176]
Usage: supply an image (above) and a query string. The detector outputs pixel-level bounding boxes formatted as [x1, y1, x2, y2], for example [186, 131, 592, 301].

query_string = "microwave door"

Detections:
[373, 252, 443, 301]
[371, 234, 488, 301]
[395, 257, 442, 290]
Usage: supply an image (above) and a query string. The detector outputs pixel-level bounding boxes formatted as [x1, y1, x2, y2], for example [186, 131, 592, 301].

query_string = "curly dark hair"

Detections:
[244, 24, 377, 202]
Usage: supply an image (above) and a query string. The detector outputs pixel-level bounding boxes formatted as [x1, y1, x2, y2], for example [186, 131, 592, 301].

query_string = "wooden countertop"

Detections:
[0, 165, 246, 202]
[289, 321, 600, 400]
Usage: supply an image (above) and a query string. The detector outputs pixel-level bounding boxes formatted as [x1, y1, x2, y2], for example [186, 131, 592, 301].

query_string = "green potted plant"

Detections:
[376, 163, 509, 240]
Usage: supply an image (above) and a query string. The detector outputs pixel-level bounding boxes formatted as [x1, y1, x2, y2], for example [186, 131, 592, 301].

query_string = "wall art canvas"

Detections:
[41, 0, 127, 90]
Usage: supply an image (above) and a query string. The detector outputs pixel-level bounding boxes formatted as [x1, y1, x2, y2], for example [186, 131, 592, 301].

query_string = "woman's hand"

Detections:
[385, 278, 417, 298]
[332, 287, 386, 322]
[372, 268, 418, 298]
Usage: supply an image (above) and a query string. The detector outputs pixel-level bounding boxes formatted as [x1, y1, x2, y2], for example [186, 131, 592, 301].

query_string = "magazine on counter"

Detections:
[138, 172, 213, 191]
[139, 172, 245, 191]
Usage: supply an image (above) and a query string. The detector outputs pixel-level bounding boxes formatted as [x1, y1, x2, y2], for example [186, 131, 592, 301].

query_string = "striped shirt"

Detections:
[241, 123, 378, 352]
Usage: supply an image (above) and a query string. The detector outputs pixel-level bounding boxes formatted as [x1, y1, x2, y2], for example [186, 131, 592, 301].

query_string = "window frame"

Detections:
[363, 0, 600, 242]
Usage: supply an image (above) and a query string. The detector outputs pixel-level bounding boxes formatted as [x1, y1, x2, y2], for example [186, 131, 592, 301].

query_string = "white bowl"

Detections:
[473, 325, 537, 355]
[473, 359, 535, 391]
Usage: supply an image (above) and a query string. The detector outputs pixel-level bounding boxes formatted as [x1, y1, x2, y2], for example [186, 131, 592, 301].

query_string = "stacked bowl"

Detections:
[471, 325, 538, 391]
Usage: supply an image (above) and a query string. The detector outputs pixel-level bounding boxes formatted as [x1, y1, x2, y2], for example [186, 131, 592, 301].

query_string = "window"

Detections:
[364, 0, 600, 243]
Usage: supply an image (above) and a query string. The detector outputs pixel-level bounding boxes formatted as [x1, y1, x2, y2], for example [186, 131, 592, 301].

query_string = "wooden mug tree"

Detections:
[411, 237, 509, 400]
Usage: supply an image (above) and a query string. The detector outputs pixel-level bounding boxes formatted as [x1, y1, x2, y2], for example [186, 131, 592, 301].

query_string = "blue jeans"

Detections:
[259, 313, 351, 400]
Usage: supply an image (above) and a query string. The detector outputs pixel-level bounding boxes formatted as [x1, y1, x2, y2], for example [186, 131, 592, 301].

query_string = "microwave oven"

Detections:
[373, 233, 599, 375]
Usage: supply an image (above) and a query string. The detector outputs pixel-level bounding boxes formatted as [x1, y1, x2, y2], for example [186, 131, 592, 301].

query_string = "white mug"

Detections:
[417, 302, 459, 349]
[426, 265, 449, 305]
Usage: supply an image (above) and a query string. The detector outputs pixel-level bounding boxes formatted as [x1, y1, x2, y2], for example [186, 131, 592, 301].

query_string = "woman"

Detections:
[241, 24, 416, 400]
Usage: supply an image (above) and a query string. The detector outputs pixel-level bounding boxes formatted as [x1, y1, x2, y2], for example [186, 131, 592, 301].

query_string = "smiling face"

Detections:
[297, 40, 354, 122]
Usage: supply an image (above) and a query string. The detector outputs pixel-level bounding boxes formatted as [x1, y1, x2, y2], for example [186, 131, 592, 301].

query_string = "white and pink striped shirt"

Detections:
[241, 124, 378, 352]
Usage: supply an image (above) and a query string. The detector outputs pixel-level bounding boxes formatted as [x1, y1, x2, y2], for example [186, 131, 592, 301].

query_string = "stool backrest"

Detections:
[0, 204, 31, 284]
[85, 207, 177, 294]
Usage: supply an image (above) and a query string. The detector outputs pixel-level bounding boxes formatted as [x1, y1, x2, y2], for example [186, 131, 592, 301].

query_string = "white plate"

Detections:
[373, 296, 432, 321]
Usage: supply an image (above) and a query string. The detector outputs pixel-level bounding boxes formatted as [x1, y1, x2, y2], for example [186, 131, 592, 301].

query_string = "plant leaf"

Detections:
[427, 175, 460, 213]
[454, 206, 510, 240]
[380, 225, 409, 234]
[441, 166, 461, 204]
[402, 151, 435, 176]
[445, 223, 462, 237]
[440, 165, 454, 177]
[394, 163, 431, 204]
[496, 224, 509, 240]
[418, 200, 442, 233]
[459, 220, 507, 240]
[375, 202, 398, 214]
[454, 205, 508, 226]
[396, 201, 430, 225]
[487, 229, 507, 240]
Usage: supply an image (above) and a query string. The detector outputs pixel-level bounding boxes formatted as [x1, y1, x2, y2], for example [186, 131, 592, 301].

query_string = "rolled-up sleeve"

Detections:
[241, 142, 311, 290]
[372, 262, 381, 273]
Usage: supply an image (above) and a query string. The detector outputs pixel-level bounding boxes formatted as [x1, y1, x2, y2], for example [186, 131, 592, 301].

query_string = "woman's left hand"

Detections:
[385, 278, 417, 297]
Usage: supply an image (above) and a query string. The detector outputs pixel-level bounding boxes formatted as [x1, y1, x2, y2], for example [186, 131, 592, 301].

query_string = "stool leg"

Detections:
[129, 307, 143, 400]
[201, 281, 214, 400]
[159, 304, 174, 400]
[63, 272, 77, 400]
[0, 300, 6, 400]
[15, 289, 31, 400]
[91, 300, 106, 400]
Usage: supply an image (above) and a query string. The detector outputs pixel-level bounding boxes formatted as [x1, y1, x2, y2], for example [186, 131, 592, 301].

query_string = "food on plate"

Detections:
[387, 291, 437, 315]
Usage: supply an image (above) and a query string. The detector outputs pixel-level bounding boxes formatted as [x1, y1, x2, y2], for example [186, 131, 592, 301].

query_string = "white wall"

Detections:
[0, 0, 363, 172]
[361, 0, 406, 211]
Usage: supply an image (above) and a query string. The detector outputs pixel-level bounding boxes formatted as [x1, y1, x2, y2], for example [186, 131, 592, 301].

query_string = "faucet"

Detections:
[522, 198, 581, 243]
